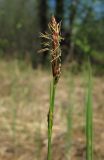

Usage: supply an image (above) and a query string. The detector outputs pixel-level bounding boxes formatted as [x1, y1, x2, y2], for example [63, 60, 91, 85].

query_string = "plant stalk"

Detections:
[47, 79, 56, 160]
[86, 62, 93, 160]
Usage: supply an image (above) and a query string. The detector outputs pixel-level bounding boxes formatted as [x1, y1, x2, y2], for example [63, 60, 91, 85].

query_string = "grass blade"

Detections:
[86, 62, 93, 160]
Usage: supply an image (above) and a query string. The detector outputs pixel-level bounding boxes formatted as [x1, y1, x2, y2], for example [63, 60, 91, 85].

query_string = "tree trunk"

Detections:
[65, 0, 79, 63]
[38, 0, 48, 66]
[55, 0, 64, 30]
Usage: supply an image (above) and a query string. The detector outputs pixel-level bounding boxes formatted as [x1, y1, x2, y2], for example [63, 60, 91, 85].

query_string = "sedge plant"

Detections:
[85, 61, 93, 160]
[39, 16, 63, 160]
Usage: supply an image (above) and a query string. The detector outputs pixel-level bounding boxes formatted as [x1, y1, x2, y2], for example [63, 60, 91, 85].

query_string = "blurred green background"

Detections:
[0, 0, 104, 72]
[0, 1, 104, 160]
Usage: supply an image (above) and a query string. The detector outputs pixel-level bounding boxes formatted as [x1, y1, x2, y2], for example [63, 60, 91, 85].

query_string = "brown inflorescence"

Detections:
[49, 16, 61, 84]
[39, 16, 63, 84]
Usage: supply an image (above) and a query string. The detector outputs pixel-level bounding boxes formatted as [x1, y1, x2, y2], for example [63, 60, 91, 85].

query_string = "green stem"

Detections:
[86, 62, 93, 160]
[47, 79, 56, 160]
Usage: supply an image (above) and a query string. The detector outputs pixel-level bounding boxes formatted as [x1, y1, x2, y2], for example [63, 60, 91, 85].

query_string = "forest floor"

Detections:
[0, 59, 104, 160]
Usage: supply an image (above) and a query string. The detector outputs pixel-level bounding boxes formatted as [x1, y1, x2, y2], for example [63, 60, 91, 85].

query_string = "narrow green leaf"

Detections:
[86, 62, 93, 160]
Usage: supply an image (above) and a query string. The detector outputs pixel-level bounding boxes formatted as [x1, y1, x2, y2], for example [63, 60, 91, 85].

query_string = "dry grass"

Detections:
[0, 59, 104, 160]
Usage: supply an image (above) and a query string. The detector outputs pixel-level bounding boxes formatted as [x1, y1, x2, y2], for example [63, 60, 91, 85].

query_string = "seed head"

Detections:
[39, 16, 63, 84]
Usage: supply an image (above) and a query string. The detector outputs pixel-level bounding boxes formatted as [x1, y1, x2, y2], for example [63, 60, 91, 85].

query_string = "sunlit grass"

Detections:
[0, 59, 103, 160]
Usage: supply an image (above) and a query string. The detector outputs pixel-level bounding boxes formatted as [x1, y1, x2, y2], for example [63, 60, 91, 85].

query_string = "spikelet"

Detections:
[39, 16, 63, 84]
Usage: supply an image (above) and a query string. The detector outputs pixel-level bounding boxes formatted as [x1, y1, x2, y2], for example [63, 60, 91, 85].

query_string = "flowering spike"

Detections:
[39, 16, 63, 84]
